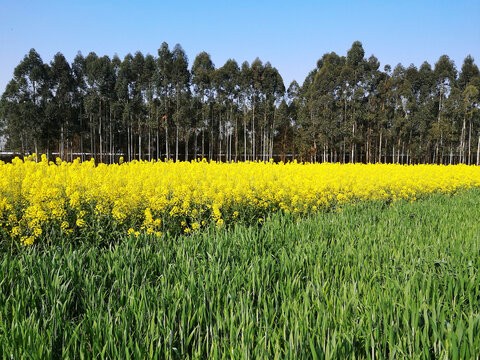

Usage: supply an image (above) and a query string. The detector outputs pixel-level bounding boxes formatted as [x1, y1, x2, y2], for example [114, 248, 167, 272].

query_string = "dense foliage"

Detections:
[1, 41, 479, 164]
[2, 191, 480, 358]
[2, 156, 480, 246]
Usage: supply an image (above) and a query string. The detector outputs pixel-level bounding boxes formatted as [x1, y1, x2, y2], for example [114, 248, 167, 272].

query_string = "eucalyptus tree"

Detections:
[49, 52, 75, 161]
[142, 54, 156, 161]
[286, 80, 300, 161]
[171, 44, 190, 161]
[260, 62, 284, 160]
[115, 52, 149, 161]
[0, 79, 25, 153]
[178, 92, 194, 161]
[239, 61, 251, 160]
[299, 55, 326, 162]
[338, 64, 352, 162]
[363, 55, 382, 163]
[244, 58, 265, 160]
[463, 85, 479, 164]
[307, 52, 344, 162]
[389, 64, 405, 163]
[115, 53, 134, 161]
[109, 55, 122, 163]
[72, 52, 88, 160]
[432, 55, 457, 163]
[458, 56, 480, 163]
[391, 63, 421, 164]
[276, 99, 290, 162]
[98, 55, 116, 162]
[131, 51, 145, 160]
[416, 61, 435, 162]
[1, 49, 49, 156]
[345, 41, 366, 163]
[156, 42, 173, 159]
[439, 85, 460, 164]
[375, 65, 394, 163]
[192, 52, 215, 159]
[83, 52, 100, 161]
[458, 55, 480, 90]
[215, 59, 241, 161]
[403, 64, 425, 164]
[296, 69, 317, 161]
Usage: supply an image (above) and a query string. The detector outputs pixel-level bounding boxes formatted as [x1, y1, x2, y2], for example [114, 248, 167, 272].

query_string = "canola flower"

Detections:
[1, 154, 480, 245]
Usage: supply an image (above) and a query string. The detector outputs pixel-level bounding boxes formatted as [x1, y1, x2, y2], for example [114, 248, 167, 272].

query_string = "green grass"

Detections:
[1, 191, 480, 359]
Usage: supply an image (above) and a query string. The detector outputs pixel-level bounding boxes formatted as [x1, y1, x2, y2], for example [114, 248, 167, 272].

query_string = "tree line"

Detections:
[1, 41, 479, 164]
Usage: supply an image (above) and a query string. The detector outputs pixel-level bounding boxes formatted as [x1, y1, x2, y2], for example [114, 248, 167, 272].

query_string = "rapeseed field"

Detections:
[1, 155, 480, 245]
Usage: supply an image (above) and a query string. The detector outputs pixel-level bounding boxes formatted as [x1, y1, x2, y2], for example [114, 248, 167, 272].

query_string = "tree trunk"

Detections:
[201, 128, 205, 159]
[477, 135, 480, 166]
[219, 113, 222, 162]
[146, 126, 150, 161]
[156, 109, 160, 160]
[156, 129, 160, 160]
[378, 131, 382, 163]
[60, 124, 64, 161]
[80, 133, 84, 162]
[228, 131, 231, 162]
[244, 115, 247, 162]
[208, 106, 214, 160]
[234, 108, 238, 162]
[468, 121, 472, 165]
[270, 126, 274, 160]
[399, 139, 403, 164]
[460, 114, 466, 163]
[91, 115, 96, 163]
[384, 137, 387, 164]
[252, 102, 255, 161]
[34, 139, 38, 162]
[194, 131, 198, 160]
[127, 126, 130, 162]
[175, 125, 179, 162]
[351, 122, 355, 163]
[165, 117, 169, 160]
[435, 84, 443, 165]
[209, 105, 213, 160]
[138, 128, 142, 161]
[109, 110, 113, 164]
[99, 101, 103, 163]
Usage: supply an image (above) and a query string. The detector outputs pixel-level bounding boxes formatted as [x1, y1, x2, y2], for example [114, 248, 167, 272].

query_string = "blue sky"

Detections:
[0, 0, 479, 94]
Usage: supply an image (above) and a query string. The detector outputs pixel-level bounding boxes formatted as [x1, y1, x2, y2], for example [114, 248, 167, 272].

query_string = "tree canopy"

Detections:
[1, 41, 479, 164]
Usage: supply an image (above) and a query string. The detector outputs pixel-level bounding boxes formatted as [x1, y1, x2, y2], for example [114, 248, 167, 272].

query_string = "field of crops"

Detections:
[1, 189, 480, 358]
[2, 155, 480, 246]
[2, 157, 480, 358]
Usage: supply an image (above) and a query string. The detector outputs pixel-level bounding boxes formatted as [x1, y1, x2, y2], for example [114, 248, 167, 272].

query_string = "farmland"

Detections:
[1, 186, 480, 358]
[1, 159, 480, 358]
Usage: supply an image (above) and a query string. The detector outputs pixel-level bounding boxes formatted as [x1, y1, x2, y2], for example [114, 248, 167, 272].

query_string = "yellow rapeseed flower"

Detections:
[2, 157, 480, 245]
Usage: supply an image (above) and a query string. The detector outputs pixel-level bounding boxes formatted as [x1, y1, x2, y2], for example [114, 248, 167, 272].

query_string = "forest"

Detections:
[1, 41, 479, 164]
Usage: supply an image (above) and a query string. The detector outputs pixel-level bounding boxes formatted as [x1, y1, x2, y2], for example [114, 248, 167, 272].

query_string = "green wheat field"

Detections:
[1, 191, 480, 359]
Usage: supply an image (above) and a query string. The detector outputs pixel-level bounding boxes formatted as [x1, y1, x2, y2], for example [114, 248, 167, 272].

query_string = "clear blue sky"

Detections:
[0, 0, 479, 94]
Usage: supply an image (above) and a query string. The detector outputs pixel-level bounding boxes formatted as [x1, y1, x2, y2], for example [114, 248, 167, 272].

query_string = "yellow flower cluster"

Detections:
[1, 154, 480, 245]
